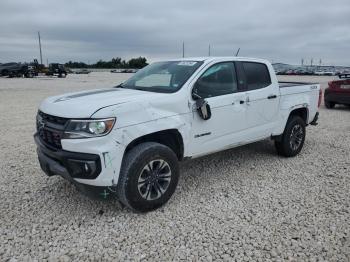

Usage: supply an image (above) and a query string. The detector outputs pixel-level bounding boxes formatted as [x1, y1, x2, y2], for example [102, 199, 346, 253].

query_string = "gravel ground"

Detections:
[0, 73, 349, 261]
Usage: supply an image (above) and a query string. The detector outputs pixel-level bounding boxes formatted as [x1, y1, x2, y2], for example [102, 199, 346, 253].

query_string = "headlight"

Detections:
[63, 118, 115, 139]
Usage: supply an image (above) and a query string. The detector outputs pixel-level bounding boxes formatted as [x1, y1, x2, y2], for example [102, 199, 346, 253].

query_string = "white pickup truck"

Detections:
[35, 57, 321, 212]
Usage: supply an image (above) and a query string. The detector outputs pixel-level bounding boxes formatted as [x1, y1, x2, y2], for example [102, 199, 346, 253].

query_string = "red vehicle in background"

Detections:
[324, 74, 350, 108]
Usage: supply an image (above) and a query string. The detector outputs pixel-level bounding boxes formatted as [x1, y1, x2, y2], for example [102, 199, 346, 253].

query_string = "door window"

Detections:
[242, 62, 271, 90]
[193, 62, 237, 99]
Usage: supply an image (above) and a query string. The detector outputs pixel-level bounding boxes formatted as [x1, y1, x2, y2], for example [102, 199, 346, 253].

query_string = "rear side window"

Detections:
[242, 62, 271, 90]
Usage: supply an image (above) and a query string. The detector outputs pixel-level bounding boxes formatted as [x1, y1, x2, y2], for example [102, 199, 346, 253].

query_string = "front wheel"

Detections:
[275, 116, 306, 157]
[117, 142, 179, 212]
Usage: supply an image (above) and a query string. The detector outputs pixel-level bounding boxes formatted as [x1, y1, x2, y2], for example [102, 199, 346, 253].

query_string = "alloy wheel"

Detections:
[290, 124, 303, 151]
[137, 159, 172, 200]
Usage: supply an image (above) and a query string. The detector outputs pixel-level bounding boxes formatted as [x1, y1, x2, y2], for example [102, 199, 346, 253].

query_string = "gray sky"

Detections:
[1, 0, 350, 66]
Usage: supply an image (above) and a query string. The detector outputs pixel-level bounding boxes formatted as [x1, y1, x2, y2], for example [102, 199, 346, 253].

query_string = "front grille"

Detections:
[38, 128, 63, 149]
[37, 111, 68, 149]
[38, 111, 69, 126]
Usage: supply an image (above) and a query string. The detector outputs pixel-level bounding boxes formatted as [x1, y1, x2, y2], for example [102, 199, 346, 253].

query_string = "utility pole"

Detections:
[182, 41, 185, 58]
[301, 58, 304, 66]
[38, 31, 43, 65]
[311, 58, 313, 67]
[208, 44, 211, 56]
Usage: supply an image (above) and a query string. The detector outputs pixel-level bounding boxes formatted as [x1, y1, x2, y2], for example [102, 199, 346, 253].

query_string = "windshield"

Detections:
[119, 61, 203, 93]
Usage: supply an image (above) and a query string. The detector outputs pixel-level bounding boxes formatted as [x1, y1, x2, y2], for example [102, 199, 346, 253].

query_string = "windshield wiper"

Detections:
[114, 83, 124, 88]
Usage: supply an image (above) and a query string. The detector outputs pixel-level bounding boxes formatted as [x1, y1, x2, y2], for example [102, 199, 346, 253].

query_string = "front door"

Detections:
[189, 62, 247, 156]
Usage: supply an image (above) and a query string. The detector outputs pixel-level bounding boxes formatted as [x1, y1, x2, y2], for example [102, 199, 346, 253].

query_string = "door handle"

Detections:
[239, 100, 245, 104]
[268, 95, 277, 99]
[246, 96, 250, 105]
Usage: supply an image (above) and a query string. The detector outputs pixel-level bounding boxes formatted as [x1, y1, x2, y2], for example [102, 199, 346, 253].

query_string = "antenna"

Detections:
[182, 41, 185, 58]
[38, 31, 43, 65]
[235, 48, 240, 56]
[208, 44, 211, 56]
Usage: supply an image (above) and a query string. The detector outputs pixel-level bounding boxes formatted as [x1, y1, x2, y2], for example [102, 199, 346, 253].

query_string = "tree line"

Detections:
[64, 57, 148, 69]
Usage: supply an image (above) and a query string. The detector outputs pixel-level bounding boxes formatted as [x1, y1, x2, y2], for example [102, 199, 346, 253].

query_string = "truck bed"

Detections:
[279, 81, 317, 88]
[278, 81, 320, 100]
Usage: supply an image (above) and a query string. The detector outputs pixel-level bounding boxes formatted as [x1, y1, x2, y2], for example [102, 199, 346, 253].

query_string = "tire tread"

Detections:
[117, 142, 179, 212]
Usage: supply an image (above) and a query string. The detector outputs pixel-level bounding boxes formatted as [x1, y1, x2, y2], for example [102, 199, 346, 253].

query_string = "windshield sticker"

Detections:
[177, 61, 197, 66]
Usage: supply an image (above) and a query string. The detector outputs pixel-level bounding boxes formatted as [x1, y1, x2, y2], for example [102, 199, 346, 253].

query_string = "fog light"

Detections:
[66, 159, 97, 178]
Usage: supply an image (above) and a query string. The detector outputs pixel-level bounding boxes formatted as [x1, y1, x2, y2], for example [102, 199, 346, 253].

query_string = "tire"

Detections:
[325, 101, 335, 109]
[25, 72, 33, 78]
[117, 142, 179, 212]
[275, 116, 306, 157]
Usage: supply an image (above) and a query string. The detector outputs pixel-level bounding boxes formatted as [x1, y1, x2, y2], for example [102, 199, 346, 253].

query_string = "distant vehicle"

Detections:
[324, 74, 350, 108]
[0, 62, 34, 77]
[295, 69, 313, 75]
[34, 57, 321, 212]
[111, 69, 138, 73]
[275, 70, 287, 75]
[123, 69, 138, 73]
[75, 69, 91, 74]
[314, 71, 335, 76]
[46, 64, 67, 78]
[65, 68, 74, 74]
[285, 70, 297, 75]
[25, 65, 36, 78]
[277, 68, 339, 76]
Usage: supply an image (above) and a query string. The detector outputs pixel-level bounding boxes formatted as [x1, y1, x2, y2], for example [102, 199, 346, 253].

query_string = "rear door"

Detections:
[189, 62, 247, 156]
[239, 61, 279, 140]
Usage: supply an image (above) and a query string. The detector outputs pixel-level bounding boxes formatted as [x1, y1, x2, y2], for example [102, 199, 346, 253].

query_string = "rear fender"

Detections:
[272, 99, 310, 136]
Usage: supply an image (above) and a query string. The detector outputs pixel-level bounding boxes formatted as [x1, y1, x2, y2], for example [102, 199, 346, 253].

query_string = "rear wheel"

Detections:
[325, 101, 335, 109]
[275, 116, 306, 157]
[117, 142, 179, 212]
[25, 72, 33, 78]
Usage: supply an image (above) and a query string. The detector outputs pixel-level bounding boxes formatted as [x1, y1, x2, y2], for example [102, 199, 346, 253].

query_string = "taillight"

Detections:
[318, 89, 322, 108]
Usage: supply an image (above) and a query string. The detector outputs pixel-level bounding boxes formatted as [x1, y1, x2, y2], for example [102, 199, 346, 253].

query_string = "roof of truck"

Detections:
[165, 56, 270, 64]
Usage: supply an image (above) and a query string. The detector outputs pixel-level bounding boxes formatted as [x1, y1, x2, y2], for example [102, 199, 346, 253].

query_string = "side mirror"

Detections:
[196, 98, 211, 120]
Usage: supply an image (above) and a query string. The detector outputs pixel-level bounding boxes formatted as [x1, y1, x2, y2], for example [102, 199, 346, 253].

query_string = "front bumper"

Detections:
[34, 134, 116, 199]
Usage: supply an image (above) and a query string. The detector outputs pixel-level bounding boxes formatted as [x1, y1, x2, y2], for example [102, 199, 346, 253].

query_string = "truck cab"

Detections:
[35, 57, 321, 212]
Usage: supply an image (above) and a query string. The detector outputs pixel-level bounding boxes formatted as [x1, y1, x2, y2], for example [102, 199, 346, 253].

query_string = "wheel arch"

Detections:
[124, 129, 185, 161]
[288, 107, 309, 124]
[272, 106, 309, 141]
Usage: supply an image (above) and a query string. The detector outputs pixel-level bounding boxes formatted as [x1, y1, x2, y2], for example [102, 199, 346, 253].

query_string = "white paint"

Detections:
[39, 57, 320, 187]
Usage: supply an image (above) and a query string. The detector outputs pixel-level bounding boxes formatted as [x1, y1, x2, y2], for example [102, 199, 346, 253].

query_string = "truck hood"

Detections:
[39, 88, 165, 118]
